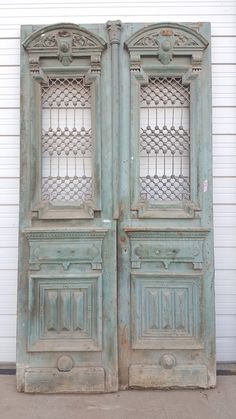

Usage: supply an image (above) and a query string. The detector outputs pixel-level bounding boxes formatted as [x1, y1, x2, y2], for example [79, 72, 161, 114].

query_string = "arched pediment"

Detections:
[125, 22, 208, 50]
[23, 23, 106, 51]
[125, 22, 208, 65]
[23, 23, 106, 68]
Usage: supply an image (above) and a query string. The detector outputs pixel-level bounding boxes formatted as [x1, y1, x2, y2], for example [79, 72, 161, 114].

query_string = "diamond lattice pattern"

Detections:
[41, 78, 92, 204]
[139, 77, 190, 202]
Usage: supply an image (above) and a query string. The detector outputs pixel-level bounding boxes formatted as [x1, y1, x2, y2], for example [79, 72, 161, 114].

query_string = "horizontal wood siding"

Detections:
[0, 0, 235, 362]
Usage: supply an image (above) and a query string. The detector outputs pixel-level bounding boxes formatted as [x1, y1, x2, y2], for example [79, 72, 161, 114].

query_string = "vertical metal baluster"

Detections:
[171, 105, 175, 178]
[163, 151, 166, 177]
[74, 150, 77, 178]
[57, 151, 60, 178]
[155, 104, 158, 128]
[49, 150, 52, 179]
[49, 106, 52, 130]
[147, 107, 150, 179]
[57, 103, 60, 183]
[180, 153, 183, 176]
[147, 150, 150, 177]
[65, 104, 68, 129]
[72, 101, 77, 185]
[155, 150, 158, 176]
[172, 105, 174, 127]
[155, 105, 158, 178]
[82, 108, 85, 182]
[82, 151, 86, 178]
[66, 151, 69, 178]
[65, 102, 69, 182]
[82, 107, 84, 128]
[73, 103, 76, 128]
[180, 103, 183, 128]
[57, 106, 60, 130]
[163, 98, 167, 179]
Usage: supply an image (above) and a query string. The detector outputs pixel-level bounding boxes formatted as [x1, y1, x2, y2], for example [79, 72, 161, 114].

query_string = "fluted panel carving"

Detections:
[131, 274, 201, 350]
[28, 275, 102, 352]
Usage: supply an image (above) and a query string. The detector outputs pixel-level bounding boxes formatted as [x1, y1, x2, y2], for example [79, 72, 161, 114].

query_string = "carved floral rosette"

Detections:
[23, 23, 107, 72]
[125, 22, 208, 73]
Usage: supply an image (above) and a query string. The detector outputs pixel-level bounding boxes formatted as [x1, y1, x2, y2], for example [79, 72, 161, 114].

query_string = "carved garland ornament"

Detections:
[134, 29, 200, 65]
[23, 23, 106, 72]
[125, 23, 208, 69]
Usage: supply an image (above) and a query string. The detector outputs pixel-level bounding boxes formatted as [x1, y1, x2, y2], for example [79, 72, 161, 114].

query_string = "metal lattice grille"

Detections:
[41, 78, 93, 203]
[139, 77, 190, 202]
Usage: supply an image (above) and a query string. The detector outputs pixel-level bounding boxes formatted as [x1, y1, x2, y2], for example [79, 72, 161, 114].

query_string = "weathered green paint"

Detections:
[18, 21, 215, 393]
[18, 23, 118, 393]
[118, 22, 215, 389]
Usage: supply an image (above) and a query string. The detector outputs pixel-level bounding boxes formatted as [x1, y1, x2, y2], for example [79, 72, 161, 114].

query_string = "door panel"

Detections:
[118, 22, 215, 389]
[18, 23, 118, 393]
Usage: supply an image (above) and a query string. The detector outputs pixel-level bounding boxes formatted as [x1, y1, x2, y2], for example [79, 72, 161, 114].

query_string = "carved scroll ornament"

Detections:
[125, 22, 208, 71]
[23, 23, 106, 72]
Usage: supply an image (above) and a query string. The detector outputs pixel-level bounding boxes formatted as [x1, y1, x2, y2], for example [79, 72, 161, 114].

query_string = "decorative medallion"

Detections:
[57, 355, 74, 372]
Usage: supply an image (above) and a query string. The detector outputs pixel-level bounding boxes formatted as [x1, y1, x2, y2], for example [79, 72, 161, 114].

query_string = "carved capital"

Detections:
[90, 54, 101, 73]
[29, 55, 40, 75]
[182, 51, 204, 83]
[192, 51, 204, 73]
[107, 20, 122, 45]
[130, 53, 141, 72]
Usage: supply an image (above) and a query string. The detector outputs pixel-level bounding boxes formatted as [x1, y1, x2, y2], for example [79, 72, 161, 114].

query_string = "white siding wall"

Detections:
[0, 0, 236, 363]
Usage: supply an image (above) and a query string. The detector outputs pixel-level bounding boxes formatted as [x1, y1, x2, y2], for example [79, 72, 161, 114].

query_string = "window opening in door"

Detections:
[139, 77, 190, 202]
[41, 77, 93, 204]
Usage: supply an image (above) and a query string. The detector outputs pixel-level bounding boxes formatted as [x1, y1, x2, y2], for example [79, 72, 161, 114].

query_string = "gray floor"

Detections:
[0, 375, 235, 419]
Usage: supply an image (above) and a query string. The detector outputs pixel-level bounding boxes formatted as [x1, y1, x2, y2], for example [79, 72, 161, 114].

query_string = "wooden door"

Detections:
[18, 23, 118, 393]
[118, 22, 216, 389]
[18, 21, 215, 393]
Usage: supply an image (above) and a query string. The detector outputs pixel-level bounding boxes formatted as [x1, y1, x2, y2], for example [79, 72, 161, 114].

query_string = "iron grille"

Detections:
[139, 77, 190, 202]
[41, 78, 93, 204]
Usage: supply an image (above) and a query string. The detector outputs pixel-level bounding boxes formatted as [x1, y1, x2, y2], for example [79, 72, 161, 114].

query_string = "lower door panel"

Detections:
[17, 227, 118, 393]
[118, 228, 215, 389]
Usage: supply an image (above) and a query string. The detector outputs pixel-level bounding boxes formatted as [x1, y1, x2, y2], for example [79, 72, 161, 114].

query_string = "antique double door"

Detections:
[18, 21, 215, 392]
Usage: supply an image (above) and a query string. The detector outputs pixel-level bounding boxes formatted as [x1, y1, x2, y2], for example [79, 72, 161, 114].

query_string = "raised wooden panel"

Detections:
[127, 229, 208, 270]
[129, 363, 208, 389]
[131, 273, 202, 349]
[24, 366, 105, 393]
[25, 228, 106, 271]
[28, 274, 102, 351]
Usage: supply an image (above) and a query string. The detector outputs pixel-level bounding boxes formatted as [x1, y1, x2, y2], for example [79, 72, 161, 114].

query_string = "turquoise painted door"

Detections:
[18, 21, 215, 393]
[118, 22, 215, 389]
[18, 22, 118, 393]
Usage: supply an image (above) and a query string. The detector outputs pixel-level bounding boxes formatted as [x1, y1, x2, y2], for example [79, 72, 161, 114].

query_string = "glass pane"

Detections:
[41, 78, 93, 204]
[139, 77, 190, 202]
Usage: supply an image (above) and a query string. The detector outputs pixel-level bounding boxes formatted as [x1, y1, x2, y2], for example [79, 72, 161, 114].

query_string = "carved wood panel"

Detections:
[28, 275, 102, 351]
[118, 21, 214, 390]
[131, 273, 202, 350]
[18, 22, 118, 394]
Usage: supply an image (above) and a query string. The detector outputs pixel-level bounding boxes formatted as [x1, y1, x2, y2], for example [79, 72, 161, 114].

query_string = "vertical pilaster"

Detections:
[107, 20, 122, 219]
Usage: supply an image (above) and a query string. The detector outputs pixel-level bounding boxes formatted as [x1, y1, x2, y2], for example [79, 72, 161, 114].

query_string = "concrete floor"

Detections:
[0, 376, 235, 419]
